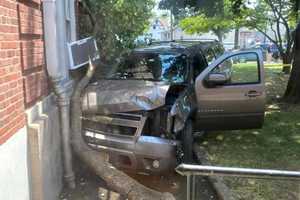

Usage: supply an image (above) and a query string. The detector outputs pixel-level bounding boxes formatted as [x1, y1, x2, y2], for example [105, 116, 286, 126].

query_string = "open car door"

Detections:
[194, 50, 265, 131]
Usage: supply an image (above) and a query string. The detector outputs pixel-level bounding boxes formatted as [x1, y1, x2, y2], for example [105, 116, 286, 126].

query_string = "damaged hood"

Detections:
[82, 80, 170, 114]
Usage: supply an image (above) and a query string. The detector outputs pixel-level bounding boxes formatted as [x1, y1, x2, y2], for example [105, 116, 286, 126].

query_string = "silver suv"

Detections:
[81, 40, 265, 174]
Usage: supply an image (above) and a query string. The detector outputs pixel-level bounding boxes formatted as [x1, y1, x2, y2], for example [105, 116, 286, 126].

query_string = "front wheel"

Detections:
[181, 119, 194, 163]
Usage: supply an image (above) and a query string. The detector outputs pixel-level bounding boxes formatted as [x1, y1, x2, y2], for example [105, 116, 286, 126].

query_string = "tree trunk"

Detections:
[216, 32, 223, 43]
[283, 52, 300, 103]
[212, 29, 224, 43]
[234, 28, 239, 49]
[217, 35, 223, 43]
[282, 53, 293, 74]
[284, 22, 300, 103]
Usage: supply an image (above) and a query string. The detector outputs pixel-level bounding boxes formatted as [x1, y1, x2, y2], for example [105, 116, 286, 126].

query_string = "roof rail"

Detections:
[149, 40, 175, 45]
[147, 38, 219, 46]
[175, 38, 218, 42]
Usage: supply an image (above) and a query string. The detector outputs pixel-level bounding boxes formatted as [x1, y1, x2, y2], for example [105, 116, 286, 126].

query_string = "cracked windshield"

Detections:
[109, 53, 187, 83]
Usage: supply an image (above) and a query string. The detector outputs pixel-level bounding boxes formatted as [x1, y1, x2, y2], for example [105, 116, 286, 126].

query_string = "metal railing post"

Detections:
[187, 175, 190, 200]
[192, 175, 196, 200]
[177, 164, 300, 200]
[186, 175, 196, 200]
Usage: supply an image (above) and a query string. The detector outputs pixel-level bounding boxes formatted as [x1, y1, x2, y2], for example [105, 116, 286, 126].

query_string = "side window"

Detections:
[205, 49, 216, 65]
[212, 53, 260, 84]
[192, 53, 207, 79]
[214, 45, 225, 58]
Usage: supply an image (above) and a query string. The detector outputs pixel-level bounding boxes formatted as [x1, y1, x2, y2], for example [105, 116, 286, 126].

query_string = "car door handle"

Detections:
[245, 90, 262, 97]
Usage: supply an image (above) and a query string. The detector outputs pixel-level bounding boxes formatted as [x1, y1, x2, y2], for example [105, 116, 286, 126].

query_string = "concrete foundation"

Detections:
[0, 127, 30, 200]
[27, 94, 63, 200]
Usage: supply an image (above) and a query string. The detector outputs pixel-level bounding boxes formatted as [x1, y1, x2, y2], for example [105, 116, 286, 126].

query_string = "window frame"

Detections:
[209, 52, 261, 86]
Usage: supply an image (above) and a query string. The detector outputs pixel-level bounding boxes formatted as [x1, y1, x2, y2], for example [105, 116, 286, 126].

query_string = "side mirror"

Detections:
[206, 73, 228, 86]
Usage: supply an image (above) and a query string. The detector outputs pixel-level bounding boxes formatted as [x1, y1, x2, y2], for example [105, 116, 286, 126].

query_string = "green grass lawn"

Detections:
[200, 65, 300, 200]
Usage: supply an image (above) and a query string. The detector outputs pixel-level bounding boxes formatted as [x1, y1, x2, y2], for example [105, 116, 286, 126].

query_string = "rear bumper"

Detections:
[84, 130, 179, 174]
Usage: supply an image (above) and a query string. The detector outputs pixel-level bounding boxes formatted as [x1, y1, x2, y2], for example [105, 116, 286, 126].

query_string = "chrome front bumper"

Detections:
[82, 113, 179, 174]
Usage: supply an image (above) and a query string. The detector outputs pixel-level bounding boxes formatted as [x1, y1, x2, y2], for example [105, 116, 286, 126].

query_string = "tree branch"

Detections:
[80, 0, 96, 27]
[265, 0, 285, 53]
[256, 26, 280, 49]
[266, 0, 291, 46]
[275, 17, 284, 53]
[269, 20, 278, 43]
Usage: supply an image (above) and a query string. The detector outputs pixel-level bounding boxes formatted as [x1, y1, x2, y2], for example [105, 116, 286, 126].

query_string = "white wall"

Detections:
[27, 94, 63, 200]
[0, 127, 30, 200]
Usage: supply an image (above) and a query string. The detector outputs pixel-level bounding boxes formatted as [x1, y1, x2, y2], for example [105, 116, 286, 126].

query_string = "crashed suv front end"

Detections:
[82, 80, 181, 173]
[81, 50, 195, 174]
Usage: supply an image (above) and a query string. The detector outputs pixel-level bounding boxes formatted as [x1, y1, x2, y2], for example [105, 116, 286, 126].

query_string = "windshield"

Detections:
[109, 52, 188, 83]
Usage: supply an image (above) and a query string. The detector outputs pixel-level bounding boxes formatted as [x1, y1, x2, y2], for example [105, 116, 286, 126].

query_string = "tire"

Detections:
[181, 119, 194, 163]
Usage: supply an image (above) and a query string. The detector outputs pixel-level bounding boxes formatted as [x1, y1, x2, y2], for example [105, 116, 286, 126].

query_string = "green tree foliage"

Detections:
[232, 0, 297, 72]
[158, 0, 194, 26]
[178, 0, 235, 42]
[78, 0, 155, 62]
[158, 0, 225, 27]
[179, 15, 233, 42]
[158, 0, 223, 16]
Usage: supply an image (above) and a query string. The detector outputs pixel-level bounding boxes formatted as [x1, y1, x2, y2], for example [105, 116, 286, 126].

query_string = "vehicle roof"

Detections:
[134, 40, 220, 55]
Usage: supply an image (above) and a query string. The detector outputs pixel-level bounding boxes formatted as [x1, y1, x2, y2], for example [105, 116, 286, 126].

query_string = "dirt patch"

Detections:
[60, 157, 218, 200]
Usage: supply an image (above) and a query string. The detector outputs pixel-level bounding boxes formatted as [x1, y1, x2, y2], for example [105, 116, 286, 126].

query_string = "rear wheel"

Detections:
[181, 119, 193, 163]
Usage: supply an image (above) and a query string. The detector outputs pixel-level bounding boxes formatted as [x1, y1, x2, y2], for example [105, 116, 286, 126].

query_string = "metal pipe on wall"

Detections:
[42, 0, 75, 189]
[51, 78, 75, 189]
[42, 0, 70, 79]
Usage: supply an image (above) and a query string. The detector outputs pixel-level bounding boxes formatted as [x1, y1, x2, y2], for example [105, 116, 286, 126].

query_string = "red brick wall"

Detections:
[0, 0, 48, 144]
[18, 0, 48, 107]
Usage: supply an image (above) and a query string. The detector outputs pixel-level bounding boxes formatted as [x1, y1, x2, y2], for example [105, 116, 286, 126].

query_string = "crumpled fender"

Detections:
[170, 87, 197, 133]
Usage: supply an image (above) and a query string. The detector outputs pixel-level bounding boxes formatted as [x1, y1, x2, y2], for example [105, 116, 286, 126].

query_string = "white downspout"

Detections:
[42, 0, 62, 79]
[42, 0, 75, 189]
